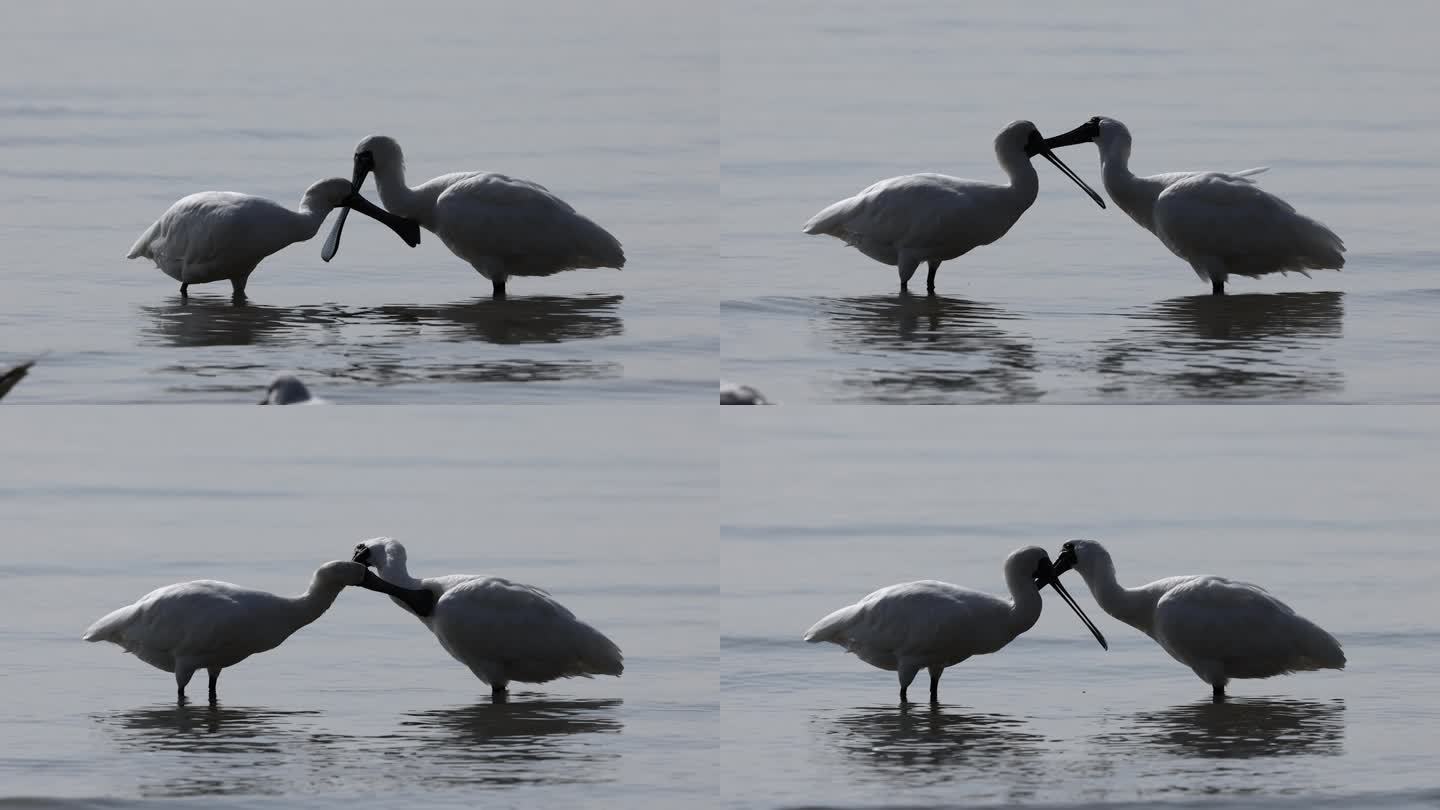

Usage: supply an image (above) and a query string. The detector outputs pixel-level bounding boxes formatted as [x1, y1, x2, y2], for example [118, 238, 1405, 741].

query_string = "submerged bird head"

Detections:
[260, 374, 313, 405]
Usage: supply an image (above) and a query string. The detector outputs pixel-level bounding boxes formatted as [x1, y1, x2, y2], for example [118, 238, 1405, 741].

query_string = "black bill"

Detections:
[1026, 128, 1105, 209]
[321, 151, 416, 262]
[356, 568, 436, 617]
[1034, 558, 1108, 649]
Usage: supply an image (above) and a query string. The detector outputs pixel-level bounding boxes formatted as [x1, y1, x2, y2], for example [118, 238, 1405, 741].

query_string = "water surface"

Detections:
[721, 408, 1440, 808]
[720, 1, 1440, 403]
[0, 409, 715, 808]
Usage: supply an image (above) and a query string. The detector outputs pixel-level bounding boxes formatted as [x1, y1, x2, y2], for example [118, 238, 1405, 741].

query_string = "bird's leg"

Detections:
[1210, 275, 1226, 296]
[208, 668, 221, 705]
[230, 275, 249, 303]
[897, 254, 921, 293]
[180, 282, 189, 299]
[926, 260, 941, 296]
[897, 662, 920, 703]
[491, 682, 509, 703]
[928, 665, 943, 703]
[491, 277, 507, 300]
[175, 664, 196, 703]
[1212, 681, 1227, 703]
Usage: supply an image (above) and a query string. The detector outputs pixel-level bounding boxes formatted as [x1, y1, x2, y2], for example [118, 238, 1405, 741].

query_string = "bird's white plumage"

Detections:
[803, 546, 1054, 700]
[353, 538, 623, 693]
[127, 179, 357, 297]
[354, 136, 624, 296]
[802, 121, 1071, 292]
[82, 561, 368, 699]
[1059, 539, 1344, 696]
[1089, 117, 1344, 292]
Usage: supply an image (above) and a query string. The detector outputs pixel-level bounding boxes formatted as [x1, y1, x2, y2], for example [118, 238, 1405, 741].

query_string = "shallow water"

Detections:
[720, 408, 1440, 808]
[720, 1, 1440, 403]
[0, 409, 714, 808]
[0, 1, 715, 403]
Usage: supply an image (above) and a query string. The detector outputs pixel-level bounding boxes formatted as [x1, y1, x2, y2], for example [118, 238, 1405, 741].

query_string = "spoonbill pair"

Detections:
[803, 121, 1106, 295]
[1042, 116, 1346, 295]
[351, 538, 624, 699]
[323, 136, 626, 300]
[1051, 539, 1345, 701]
[805, 546, 1108, 702]
[83, 560, 434, 703]
[128, 179, 421, 301]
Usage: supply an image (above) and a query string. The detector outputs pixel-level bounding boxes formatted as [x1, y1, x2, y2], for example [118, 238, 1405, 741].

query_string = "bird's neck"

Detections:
[372, 163, 427, 226]
[997, 149, 1042, 211]
[1078, 558, 1157, 637]
[293, 202, 338, 242]
[1006, 571, 1045, 638]
[1098, 141, 1161, 234]
[285, 577, 347, 633]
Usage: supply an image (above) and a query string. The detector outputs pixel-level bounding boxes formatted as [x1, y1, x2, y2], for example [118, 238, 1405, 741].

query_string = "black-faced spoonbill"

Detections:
[801, 120, 1106, 295]
[323, 136, 626, 300]
[1051, 539, 1345, 701]
[259, 374, 320, 405]
[83, 560, 435, 703]
[720, 381, 771, 404]
[128, 178, 421, 301]
[804, 546, 1108, 703]
[1042, 117, 1345, 295]
[351, 538, 624, 699]
[0, 359, 36, 400]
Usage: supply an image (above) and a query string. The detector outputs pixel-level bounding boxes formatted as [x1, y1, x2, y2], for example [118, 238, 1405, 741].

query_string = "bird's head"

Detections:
[1051, 538, 1110, 580]
[352, 537, 408, 574]
[996, 120, 1105, 208]
[301, 177, 358, 211]
[1043, 116, 1130, 156]
[351, 135, 403, 191]
[1009, 545, 1108, 650]
[260, 374, 312, 405]
[314, 560, 369, 588]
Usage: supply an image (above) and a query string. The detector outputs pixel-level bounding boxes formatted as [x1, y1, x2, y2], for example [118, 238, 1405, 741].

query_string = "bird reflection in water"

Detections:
[387, 698, 624, 788]
[818, 703, 1044, 788]
[1096, 291, 1345, 399]
[96, 704, 325, 796]
[140, 294, 623, 349]
[820, 293, 1042, 403]
[1097, 698, 1346, 759]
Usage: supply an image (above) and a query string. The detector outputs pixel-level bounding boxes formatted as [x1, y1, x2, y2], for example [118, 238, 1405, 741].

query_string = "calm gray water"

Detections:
[0, 2, 715, 403]
[720, 1, 1440, 403]
[0, 409, 714, 808]
[721, 408, 1440, 808]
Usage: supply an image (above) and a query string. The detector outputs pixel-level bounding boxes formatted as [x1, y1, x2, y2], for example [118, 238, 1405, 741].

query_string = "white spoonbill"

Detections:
[0, 359, 36, 400]
[351, 538, 624, 698]
[128, 178, 421, 301]
[720, 381, 771, 404]
[83, 560, 434, 703]
[1042, 117, 1345, 295]
[323, 136, 625, 300]
[804, 546, 1107, 702]
[1051, 539, 1345, 701]
[259, 374, 321, 405]
[801, 120, 1106, 294]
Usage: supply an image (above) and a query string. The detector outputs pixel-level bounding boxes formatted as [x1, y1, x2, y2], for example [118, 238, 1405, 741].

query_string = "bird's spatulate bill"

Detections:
[356, 569, 436, 617]
[1039, 148, 1106, 209]
[320, 206, 350, 262]
[1042, 573, 1108, 649]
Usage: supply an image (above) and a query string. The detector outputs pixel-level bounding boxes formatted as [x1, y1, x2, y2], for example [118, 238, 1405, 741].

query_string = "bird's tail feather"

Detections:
[126, 221, 159, 260]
